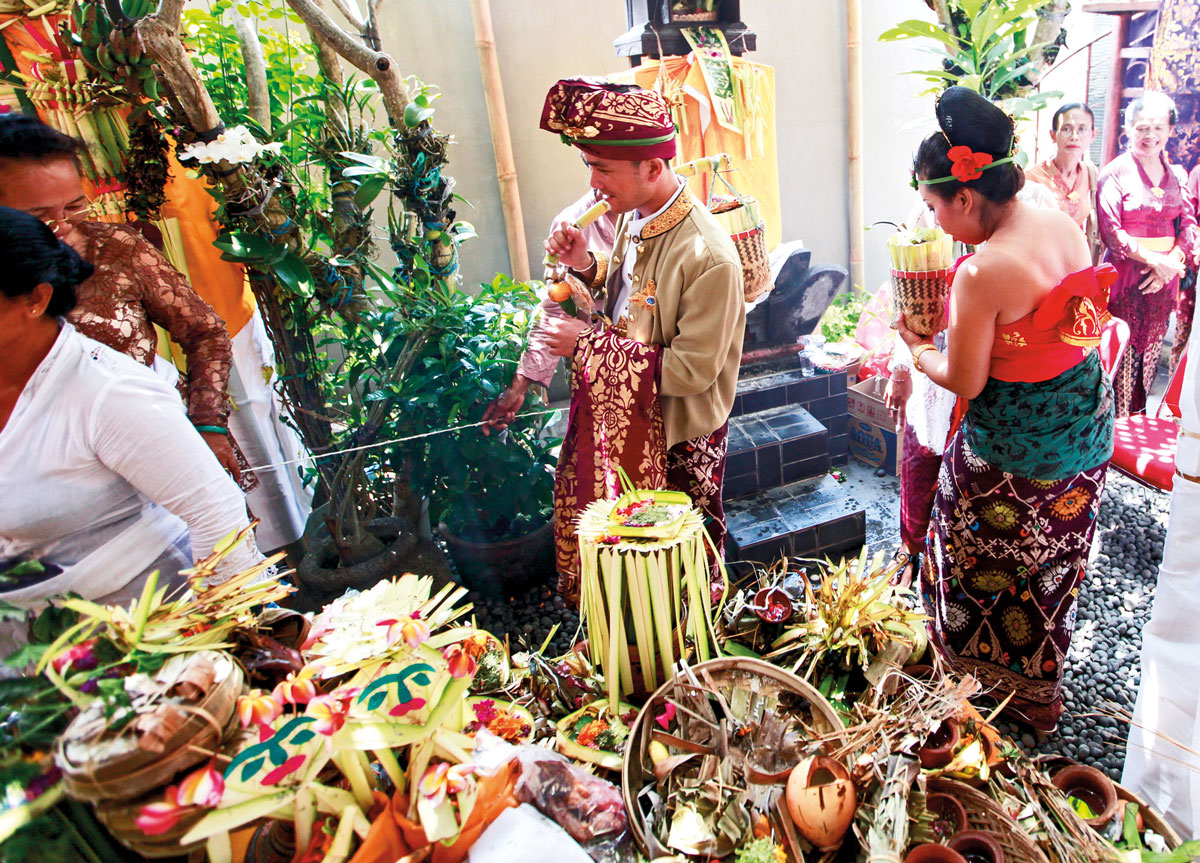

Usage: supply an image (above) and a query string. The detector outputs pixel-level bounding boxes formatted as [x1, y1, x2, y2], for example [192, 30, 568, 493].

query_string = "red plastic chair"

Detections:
[1099, 317, 1130, 377]
[1109, 346, 1189, 491]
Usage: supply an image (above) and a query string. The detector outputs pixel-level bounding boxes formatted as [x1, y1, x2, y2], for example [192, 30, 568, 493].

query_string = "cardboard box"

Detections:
[847, 376, 903, 475]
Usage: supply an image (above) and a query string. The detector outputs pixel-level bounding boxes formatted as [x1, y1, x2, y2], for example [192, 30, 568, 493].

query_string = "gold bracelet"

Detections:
[912, 343, 938, 373]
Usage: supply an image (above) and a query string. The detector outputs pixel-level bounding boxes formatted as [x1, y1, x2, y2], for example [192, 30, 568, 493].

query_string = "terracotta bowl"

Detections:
[906, 844, 969, 863]
[947, 830, 1005, 863]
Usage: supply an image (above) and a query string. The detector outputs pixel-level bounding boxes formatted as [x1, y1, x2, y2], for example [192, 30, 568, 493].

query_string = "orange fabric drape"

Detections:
[348, 762, 519, 863]
[157, 154, 255, 336]
[612, 56, 781, 250]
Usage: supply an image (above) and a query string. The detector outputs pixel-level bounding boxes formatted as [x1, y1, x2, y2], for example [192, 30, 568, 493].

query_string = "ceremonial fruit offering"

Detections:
[784, 755, 857, 850]
[607, 489, 692, 539]
[887, 226, 954, 336]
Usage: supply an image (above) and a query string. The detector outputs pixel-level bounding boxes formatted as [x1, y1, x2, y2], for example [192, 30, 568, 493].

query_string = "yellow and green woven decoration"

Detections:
[577, 496, 723, 713]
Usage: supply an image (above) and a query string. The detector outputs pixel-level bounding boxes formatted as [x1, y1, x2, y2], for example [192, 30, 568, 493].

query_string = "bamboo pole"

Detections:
[846, 0, 865, 291]
[469, 0, 531, 282]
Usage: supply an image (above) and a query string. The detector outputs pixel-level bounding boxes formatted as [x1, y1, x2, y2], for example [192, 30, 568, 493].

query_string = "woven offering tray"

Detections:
[622, 657, 846, 859]
[927, 777, 1051, 863]
[57, 650, 243, 803]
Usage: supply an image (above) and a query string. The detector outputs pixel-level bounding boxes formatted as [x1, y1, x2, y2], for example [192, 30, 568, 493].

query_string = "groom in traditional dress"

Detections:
[484, 78, 745, 601]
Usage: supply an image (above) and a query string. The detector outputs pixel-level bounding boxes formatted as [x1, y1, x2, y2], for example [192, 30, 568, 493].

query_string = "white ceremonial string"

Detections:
[242, 407, 565, 473]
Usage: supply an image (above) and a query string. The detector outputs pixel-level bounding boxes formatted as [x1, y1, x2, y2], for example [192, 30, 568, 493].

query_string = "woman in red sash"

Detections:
[900, 87, 1115, 732]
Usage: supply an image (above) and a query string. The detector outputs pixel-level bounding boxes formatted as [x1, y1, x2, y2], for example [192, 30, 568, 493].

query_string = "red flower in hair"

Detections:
[947, 145, 993, 181]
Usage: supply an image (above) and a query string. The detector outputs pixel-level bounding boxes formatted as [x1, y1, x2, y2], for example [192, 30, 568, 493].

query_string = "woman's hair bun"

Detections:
[935, 86, 1016, 160]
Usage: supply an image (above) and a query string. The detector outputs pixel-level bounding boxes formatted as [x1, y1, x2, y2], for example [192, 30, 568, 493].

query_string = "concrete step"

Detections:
[725, 405, 830, 498]
[724, 474, 866, 565]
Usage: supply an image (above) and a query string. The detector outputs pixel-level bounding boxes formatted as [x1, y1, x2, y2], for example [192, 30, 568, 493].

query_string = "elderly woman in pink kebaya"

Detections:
[1097, 91, 1200, 415]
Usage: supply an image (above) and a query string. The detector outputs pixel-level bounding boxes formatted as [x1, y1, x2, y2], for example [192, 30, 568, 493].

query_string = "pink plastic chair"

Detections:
[1109, 346, 1189, 491]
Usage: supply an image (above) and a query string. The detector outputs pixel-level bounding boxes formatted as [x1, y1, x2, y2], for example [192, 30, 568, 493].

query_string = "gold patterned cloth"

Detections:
[554, 328, 667, 601]
[540, 77, 677, 160]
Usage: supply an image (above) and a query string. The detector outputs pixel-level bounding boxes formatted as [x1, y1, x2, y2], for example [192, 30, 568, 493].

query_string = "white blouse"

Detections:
[0, 324, 262, 604]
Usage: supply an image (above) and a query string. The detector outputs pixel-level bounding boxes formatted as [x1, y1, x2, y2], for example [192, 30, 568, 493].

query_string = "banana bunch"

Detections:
[67, 0, 162, 101]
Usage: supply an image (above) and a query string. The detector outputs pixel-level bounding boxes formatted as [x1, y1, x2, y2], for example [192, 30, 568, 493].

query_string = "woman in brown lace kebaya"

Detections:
[0, 114, 243, 480]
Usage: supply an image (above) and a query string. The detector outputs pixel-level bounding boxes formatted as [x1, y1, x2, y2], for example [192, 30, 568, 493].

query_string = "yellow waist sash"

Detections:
[1136, 235, 1176, 253]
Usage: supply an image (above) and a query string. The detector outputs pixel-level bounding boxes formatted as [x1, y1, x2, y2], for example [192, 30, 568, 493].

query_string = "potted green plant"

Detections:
[393, 273, 559, 596]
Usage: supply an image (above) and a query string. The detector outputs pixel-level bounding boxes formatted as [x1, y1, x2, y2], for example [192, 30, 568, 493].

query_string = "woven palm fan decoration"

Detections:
[576, 470, 723, 713]
[887, 226, 955, 336]
[677, 153, 773, 302]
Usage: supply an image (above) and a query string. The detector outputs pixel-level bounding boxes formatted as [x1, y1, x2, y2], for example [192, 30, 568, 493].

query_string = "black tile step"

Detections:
[724, 474, 867, 565]
[732, 366, 849, 466]
[725, 405, 830, 498]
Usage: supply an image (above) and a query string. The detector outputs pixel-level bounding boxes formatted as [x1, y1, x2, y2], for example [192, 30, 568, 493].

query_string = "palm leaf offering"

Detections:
[577, 497, 723, 712]
[886, 226, 955, 273]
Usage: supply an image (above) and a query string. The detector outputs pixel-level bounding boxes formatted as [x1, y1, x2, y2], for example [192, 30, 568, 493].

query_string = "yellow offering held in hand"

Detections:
[886, 226, 954, 273]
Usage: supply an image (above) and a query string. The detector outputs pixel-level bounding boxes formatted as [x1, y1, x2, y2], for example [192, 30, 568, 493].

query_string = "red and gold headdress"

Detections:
[540, 78, 677, 161]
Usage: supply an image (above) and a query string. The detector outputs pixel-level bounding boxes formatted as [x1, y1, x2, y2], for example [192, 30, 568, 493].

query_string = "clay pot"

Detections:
[1052, 764, 1118, 827]
[947, 830, 1005, 863]
[245, 819, 296, 863]
[906, 844, 968, 863]
[752, 586, 794, 623]
[918, 720, 961, 769]
[785, 755, 857, 850]
[926, 792, 969, 840]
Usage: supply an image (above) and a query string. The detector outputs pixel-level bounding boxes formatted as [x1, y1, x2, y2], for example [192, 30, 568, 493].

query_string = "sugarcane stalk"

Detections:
[543, 199, 611, 267]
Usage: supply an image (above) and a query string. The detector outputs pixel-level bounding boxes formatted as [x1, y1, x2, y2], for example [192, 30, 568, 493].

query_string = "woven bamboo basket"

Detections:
[733, 223, 772, 302]
[891, 267, 951, 336]
[94, 788, 209, 858]
[927, 778, 1050, 863]
[622, 657, 846, 857]
[710, 192, 773, 302]
[57, 651, 244, 803]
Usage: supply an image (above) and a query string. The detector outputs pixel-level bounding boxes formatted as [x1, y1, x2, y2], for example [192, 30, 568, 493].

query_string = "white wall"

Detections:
[372, 1, 862, 293]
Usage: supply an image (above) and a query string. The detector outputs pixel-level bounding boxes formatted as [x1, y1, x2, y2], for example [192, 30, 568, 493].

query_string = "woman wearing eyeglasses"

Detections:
[1097, 91, 1200, 416]
[1026, 102, 1102, 263]
[0, 113, 243, 480]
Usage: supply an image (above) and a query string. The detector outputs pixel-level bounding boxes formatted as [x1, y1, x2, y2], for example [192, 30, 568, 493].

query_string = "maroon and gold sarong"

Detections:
[554, 329, 729, 602]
